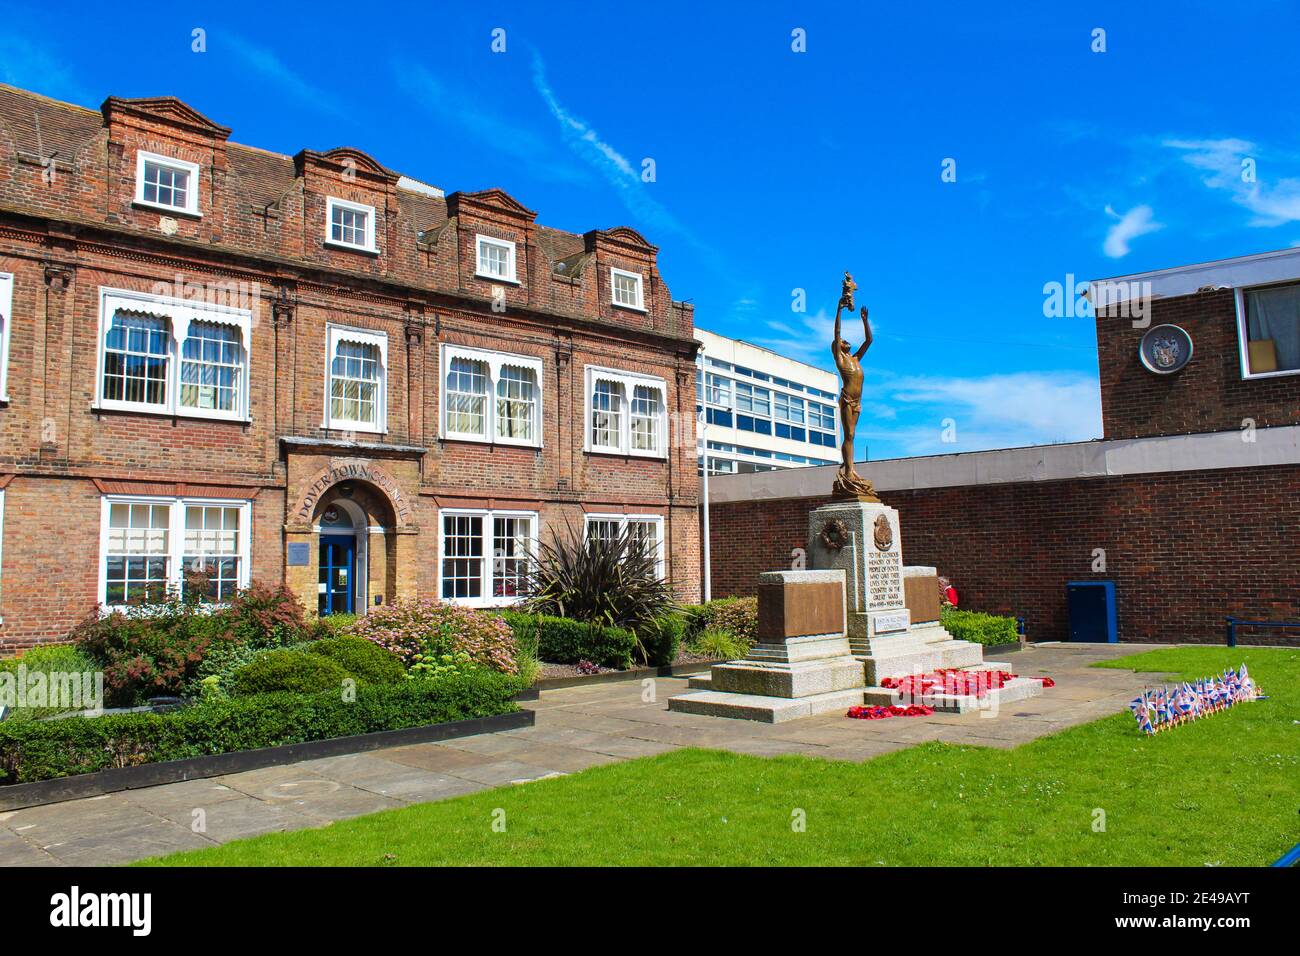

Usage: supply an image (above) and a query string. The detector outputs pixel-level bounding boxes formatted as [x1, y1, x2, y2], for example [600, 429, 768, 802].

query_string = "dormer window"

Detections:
[325, 197, 378, 253]
[134, 151, 200, 216]
[611, 268, 645, 310]
[476, 235, 518, 282]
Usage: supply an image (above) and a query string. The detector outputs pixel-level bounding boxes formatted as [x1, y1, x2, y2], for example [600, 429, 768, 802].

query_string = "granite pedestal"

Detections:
[667, 570, 866, 723]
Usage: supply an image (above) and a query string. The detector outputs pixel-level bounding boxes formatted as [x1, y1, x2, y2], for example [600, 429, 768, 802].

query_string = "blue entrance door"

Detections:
[319, 535, 355, 616]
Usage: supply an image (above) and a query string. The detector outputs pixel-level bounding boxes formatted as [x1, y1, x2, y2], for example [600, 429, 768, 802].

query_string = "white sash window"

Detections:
[440, 344, 543, 447]
[325, 325, 388, 433]
[584, 513, 665, 578]
[585, 366, 667, 458]
[95, 288, 252, 421]
[0, 272, 13, 402]
[438, 508, 537, 606]
[99, 496, 251, 608]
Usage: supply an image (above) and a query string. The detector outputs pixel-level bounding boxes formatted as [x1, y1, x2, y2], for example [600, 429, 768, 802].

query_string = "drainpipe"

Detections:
[698, 346, 711, 603]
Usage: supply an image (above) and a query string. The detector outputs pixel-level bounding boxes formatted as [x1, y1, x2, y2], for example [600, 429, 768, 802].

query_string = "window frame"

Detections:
[0, 272, 12, 403]
[323, 324, 388, 434]
[475, 235, 519, 284]
[610, 267, 646, 311]
[584, 365, 667, 459]
[1235, 284, 1300, 380]
[93, 287, 252, 422]
[439, 344, 544, 448]
[134, 151, 201, 217]
[436, 507, 538, 608]
[324, 196, 379, 254]
[583, 513, 665, 579]
[97, 495, 252, 610]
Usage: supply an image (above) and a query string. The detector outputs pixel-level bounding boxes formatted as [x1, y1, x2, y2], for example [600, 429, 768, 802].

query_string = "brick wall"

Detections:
[0, 85, 701, 648]
[1097, 289, 1300, 439]
[707, 464, 1300, 645]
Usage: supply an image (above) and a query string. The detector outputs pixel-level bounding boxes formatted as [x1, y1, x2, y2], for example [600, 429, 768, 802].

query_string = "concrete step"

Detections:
[666, 687, 866, 723]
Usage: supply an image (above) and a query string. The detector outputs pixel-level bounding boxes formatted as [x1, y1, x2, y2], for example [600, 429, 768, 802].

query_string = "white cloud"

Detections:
[859, 370, 1102, 455]
[394, 62, 587, 186]
[529, 50, 733, 281]
[1164, 136, 1300, 227]
[752, 309, 838, 366]
[226, 35, 344, 118]
[1103, 204, 1163, 258]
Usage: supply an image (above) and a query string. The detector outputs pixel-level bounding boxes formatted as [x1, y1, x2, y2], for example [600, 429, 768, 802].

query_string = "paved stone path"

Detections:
[0, 642, 1163, 866]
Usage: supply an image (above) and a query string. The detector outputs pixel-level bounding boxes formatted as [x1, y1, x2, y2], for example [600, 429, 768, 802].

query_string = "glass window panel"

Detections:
[441, 514, 483, 599]
[591, 379, 624, 449]
[446, 356, 488, 435]
[180, 321, 241, 412]
[630, 385, 661, 452]
[330, 339, 381, 426]
[103, 312, 169, 406]
[492, 515, 532, 598]
[495, 366, 536, 441]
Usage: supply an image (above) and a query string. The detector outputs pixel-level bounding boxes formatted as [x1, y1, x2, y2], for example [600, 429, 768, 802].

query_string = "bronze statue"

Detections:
[831, 271, 880, 501]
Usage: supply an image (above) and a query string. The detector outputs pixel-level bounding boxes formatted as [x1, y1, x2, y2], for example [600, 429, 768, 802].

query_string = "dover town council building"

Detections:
[0, 84, 702, 650]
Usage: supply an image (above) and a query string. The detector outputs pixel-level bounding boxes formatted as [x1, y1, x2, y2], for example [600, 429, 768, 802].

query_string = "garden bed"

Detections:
[0, 670, 523, 795]
[0, 706, 532, 812]
[534, 660, 716, 690]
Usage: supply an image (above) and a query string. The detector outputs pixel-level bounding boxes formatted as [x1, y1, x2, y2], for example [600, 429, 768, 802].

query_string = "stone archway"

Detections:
[283, 455, 420, 618]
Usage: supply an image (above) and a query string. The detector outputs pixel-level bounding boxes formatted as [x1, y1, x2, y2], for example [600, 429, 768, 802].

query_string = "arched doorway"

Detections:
[315, 498, 368, 616]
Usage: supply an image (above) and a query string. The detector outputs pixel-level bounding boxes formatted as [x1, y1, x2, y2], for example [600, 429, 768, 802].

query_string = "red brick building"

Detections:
[705, 250, 1300, 644]
[0, 84, 701, 650]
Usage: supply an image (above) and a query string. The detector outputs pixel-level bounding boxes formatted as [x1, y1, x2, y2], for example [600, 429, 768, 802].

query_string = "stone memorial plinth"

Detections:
[809, 501, 982, 683]
[667, 570, 866, 723]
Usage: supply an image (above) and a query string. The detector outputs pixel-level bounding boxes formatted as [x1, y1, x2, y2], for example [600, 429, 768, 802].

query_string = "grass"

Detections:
[141, 646, 1299, 866]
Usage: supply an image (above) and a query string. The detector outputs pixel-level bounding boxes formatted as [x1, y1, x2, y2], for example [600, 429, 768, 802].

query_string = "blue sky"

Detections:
[3, 0, 1298, 460]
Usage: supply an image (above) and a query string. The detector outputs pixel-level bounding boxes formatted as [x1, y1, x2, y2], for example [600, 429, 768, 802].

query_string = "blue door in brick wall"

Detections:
[319, 535, 355, 616]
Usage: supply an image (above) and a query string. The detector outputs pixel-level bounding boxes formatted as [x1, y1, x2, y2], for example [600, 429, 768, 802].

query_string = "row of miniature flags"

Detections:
[1128, 666, 1263, 735]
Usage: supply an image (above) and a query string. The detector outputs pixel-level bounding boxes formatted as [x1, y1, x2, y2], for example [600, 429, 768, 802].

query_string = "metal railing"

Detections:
[1223, 616, 1300, 648]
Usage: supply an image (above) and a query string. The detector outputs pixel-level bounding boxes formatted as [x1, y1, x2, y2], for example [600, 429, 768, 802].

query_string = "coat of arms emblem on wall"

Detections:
[873, 513, 894, 551]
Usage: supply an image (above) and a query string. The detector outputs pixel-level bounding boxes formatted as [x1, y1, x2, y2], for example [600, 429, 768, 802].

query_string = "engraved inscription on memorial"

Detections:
[866, 550, 903, 609]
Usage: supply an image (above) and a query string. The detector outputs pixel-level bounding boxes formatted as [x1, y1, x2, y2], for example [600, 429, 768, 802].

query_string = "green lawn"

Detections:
[142, 646, 1300, 866]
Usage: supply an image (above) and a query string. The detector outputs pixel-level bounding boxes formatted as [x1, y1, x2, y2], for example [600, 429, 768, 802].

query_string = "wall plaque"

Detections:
[287, 543, 311, 566]
[1139, 324, 1193, 374]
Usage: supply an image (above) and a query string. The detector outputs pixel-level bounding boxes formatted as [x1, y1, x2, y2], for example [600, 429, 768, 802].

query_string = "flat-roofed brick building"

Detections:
[0, 83, 700, 649]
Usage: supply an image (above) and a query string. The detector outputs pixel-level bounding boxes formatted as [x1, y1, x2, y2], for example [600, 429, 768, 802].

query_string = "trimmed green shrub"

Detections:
[499, 611, 635, 669]
[940, 608, 1018, 646]
[307, 636, 405, 685]
[0, 671, 523, 784]
[304, 613, 360, 641]
[358, 599, 518, 675]
[228, 649, 352, 697]
[639, 614, 685, 667]
[0, 644, 101, 720]
[690, 629, 750, 662]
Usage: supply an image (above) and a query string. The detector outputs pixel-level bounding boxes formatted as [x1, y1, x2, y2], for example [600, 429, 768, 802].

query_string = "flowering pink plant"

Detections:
[357, 599, 518, 676]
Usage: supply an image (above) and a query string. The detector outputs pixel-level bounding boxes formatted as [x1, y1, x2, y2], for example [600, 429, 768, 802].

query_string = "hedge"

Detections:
[639, 614, 685, 667]
[498, 611, 636, 669]
[228, 649, 353, 697]
[682, 597, 758, 645]
[940, 608, 1018, 646]
[0, 670, 522, 785]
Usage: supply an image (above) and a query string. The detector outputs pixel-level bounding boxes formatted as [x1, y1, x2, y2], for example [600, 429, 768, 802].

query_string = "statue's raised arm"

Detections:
[829, 272, 880, 502]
